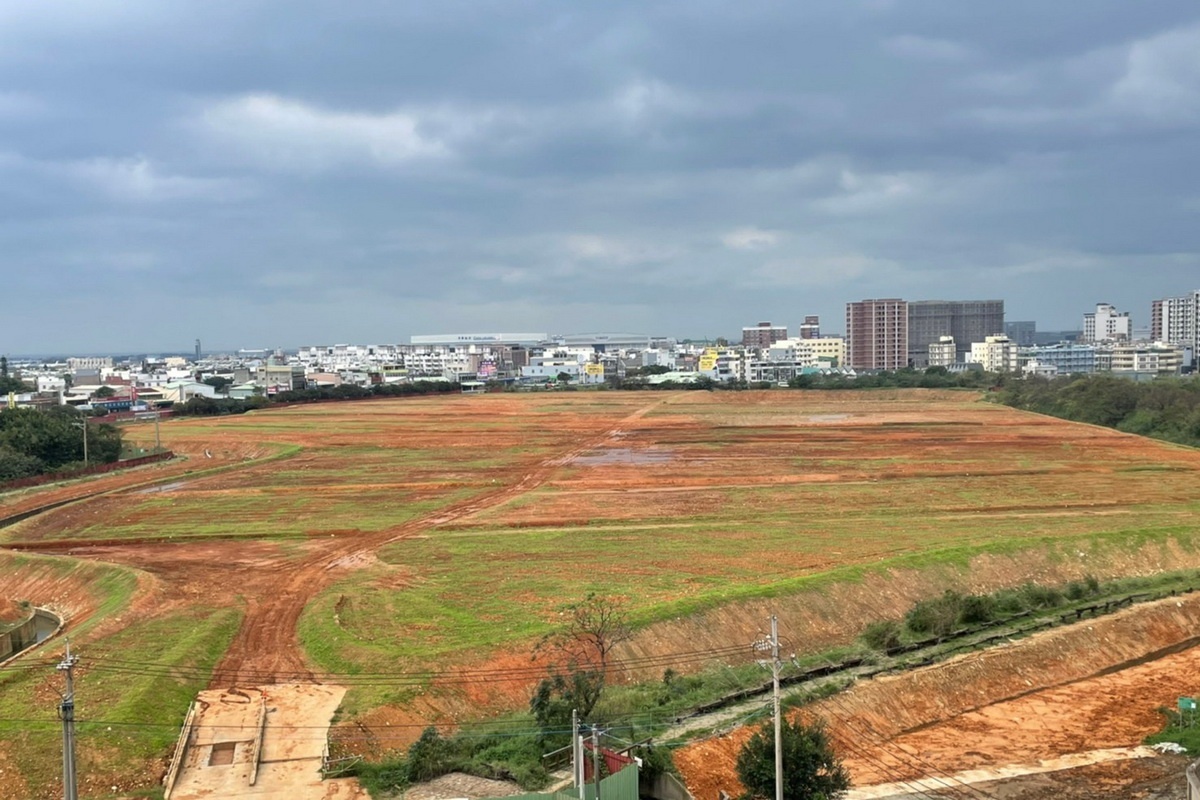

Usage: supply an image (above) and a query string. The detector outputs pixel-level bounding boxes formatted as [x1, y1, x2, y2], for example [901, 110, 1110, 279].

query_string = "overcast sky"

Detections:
[3, 1, 1199, 354]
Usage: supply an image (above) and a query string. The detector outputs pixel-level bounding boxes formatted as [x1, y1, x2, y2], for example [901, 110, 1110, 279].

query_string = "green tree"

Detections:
[0, 407, 122, 471]
[736, 717, 849, 800]
[0, 356, 31, 394]
[203, 376, 233, 393]
[531, 593, 632, 732]
[0, 446, 44, 481]
[93, 385, 117, 398]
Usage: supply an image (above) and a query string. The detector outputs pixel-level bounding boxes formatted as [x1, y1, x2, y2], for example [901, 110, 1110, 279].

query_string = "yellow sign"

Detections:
[584, 363, 605, 377]
[698, 355, 717, 371]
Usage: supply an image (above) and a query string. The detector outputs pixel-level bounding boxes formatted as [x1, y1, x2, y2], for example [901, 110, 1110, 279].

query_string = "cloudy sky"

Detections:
[2, 0, 1199, 353]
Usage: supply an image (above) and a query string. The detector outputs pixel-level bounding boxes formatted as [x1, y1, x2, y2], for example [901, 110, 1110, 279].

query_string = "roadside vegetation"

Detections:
[997, 374, 1200, 448]
[0, 406, 122, 481]
[173, 379, 459, 416]
[1146, 708, 1200, 754]
[344, 569, 1200, 798]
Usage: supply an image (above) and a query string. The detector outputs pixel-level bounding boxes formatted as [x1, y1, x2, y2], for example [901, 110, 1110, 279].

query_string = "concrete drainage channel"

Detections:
[0, 606, 63, 666]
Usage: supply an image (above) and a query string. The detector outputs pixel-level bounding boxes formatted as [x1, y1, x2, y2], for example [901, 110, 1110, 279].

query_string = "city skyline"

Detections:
[2, 1, 1199, 353]
[0, 290, 1184, 359]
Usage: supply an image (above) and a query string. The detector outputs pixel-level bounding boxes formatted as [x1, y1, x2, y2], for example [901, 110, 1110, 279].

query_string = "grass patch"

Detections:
[1146, 708, 1200, 753]
[0, 606, 241, 797]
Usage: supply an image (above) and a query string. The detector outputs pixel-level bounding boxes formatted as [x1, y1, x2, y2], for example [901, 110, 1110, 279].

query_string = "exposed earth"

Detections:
[2, 390, 1200, 799]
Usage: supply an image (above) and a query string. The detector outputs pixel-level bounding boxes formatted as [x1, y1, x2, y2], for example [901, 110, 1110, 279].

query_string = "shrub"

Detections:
[904, 591, 964, 637]
[406, 726, 456, 783]
[958, 594, 996, 625]
[0, 446, 44, 481]
[1018, 583, 1063, 609]
[736, 717, 850, 800]
[860, 620, 903, 651]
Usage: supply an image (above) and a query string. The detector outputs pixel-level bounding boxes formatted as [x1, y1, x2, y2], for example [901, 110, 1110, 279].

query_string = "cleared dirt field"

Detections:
[3, 390, 1200, 798]
[675, 592, 1200, 800]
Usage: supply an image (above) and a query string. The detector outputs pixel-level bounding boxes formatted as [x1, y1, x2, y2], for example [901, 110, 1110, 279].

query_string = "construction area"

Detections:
[165, 683, 365, 800]
[2, 390, 1200, 798]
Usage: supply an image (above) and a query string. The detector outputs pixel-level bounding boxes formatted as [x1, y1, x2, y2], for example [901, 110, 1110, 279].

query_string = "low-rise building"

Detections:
[742, 322, 789, 350]
[160, 381, 219, 403]
[1020, 344, 1096, 375]
[766, 337, 845, 368]
[1110, 342, 1186, 375]
[928, 336, 956, 368]
[967, 335, 1019, 373]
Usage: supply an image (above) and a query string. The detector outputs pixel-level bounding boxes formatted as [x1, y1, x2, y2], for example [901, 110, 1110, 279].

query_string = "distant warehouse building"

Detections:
[410, 333, 548, 347]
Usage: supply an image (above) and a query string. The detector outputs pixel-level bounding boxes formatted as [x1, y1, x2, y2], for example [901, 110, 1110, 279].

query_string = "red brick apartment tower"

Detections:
[846, 299, 908, 370]
[1151, 300, 1163, 342]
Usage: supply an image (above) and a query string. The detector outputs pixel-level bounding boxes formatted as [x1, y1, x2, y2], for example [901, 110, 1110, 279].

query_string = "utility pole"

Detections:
[573, 709, 584, 800]
[74, 419, 88, 465]
[753, 616, 783, 800]
[591, 725, 601, 800]
[153, 410, 161, 453]
[58, 641, 79, 800]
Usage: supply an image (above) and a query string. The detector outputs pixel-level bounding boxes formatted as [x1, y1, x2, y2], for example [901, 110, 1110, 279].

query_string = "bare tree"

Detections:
[537, 592, 632, 674]
[531, 593, 633, 727]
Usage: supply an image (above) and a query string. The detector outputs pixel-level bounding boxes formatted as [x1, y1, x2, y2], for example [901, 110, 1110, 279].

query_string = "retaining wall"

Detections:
[0, 608, 61, 662]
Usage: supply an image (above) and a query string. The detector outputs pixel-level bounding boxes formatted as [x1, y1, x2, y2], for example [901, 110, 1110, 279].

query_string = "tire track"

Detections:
[208, 397, 671, 688]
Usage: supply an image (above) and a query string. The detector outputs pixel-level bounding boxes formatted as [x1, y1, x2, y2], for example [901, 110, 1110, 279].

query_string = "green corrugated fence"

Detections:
[489, 764, 639, 800]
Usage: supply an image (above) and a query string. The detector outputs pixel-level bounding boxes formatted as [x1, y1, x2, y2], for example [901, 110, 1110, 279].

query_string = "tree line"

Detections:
[173, 380, 461, 416]
[0, 407, 122, 481]
[0, 356, 32, 395]
[996, 374, 1200, 447]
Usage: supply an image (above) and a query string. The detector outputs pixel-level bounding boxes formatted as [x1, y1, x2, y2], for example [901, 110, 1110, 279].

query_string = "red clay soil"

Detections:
[8, 391, 1200, 792]
[675, 594, 1200, 800]
[204, 397, 671, 687]
[2, 397, 665, 687]
[0, 440, 254, 522]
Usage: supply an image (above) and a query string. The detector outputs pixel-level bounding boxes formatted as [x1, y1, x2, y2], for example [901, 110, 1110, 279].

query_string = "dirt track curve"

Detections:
[206, 397, 671, 687]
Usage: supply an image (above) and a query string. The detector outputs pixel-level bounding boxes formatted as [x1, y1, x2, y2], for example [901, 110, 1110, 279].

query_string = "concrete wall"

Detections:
[0, 608, 60, 662]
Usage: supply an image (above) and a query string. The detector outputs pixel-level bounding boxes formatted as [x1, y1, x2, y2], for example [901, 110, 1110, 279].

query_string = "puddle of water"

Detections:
[138, 481, 187, 494]
[570, 448, 674, 466]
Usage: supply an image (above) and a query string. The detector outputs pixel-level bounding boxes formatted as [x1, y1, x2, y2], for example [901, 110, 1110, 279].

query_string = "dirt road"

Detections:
[194, 397, 671, 687]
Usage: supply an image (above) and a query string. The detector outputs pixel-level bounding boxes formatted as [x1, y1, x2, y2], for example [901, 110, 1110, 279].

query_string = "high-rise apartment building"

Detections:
[1004, 321, 1037, 347]
[742, 322, 789, 349]
[846, 299, 908, 370]
[798, 315, 821, 340]
[1082, 303, 1131, 343]
[907, 300, 1005, 367]
[1152, 291, 1200, 351]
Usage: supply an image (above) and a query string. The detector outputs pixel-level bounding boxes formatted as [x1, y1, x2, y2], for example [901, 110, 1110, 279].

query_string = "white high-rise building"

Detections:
[1082, 303, 1131, 343]
[1152, 291, 1200, 351]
